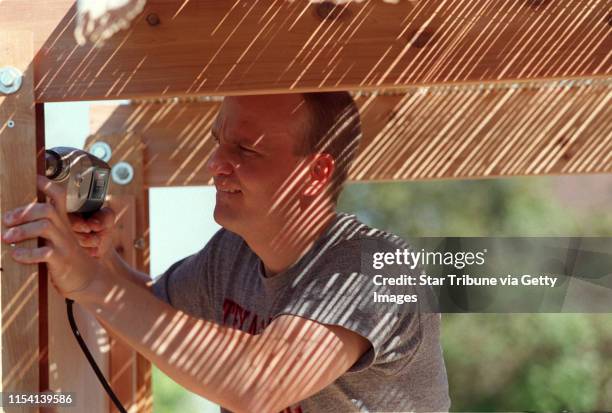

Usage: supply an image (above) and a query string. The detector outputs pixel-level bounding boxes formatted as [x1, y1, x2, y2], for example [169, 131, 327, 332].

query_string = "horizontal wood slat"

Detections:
[89, 80, 612, 186]
[0, 0, 609, 101]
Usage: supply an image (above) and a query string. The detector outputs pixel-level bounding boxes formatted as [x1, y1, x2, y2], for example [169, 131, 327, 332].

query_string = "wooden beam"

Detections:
[0, 0, 609, 102]
[0, 31, 40, 411]
[89, 79, 612, 186]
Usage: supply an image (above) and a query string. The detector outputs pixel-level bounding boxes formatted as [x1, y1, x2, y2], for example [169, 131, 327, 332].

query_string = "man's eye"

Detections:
[240, 146, 257, 154]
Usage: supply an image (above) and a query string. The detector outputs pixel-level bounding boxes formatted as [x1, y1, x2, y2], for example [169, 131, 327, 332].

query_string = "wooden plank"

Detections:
[89, 79, 612, 186]
[0, 0, 610, 102]
[48, 283, 109, 412]
[106, 195, 138, 413]
[0, 31, 40, 411]
[83, 135, 153, 413]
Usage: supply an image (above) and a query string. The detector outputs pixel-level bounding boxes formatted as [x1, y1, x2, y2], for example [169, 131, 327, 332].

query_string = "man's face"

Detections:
[207, 94, 312, 236]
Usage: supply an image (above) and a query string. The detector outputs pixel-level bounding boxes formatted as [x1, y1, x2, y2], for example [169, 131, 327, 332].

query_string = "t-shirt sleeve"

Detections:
[150, 229, 226, 321]
[151, 257, 189, 305]
[274, 237, 426, 373]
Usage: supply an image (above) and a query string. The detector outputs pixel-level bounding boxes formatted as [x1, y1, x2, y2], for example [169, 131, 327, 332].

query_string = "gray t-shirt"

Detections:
[152, 213, 450, 412]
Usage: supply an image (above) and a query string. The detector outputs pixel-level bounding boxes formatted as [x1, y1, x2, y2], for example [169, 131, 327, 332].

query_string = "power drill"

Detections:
[44, 146, 111, 213]
[44, 146, 127, 413]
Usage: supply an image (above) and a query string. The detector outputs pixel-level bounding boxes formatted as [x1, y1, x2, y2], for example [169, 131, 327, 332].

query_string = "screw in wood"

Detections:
[146, 13, 160, 26]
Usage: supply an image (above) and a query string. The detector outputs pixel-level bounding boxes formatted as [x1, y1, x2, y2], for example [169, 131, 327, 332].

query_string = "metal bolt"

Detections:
[146, 13, 160, 26]
[111, 161, 135, 185]
[90, 141, 112, 162]
[0, 67, 23, 95]
[7, 120, 15, 128]
[133, 238, 145, 250]
[0, 71, 14, 87]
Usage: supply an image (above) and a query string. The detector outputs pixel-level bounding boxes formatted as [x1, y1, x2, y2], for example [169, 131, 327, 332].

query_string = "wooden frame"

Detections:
[0, 1, 610, 412]
[0, 0, 610, 102]
[88, 79, 612, 187]
[0, 31, 40, 412]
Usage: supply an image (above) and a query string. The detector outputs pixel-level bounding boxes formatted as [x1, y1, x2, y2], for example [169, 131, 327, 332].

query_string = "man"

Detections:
[1, 92, 449, 412]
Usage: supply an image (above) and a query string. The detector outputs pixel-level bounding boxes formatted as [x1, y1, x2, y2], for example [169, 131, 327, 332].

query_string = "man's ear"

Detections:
[304, 154, 335, 197]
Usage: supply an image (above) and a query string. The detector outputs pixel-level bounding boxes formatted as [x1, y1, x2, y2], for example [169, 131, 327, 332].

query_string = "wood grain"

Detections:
[0, 0, 609, 101]
[84, 135, 153, 413]
[0, 31, 39, 411]
[89, 79, 612, 187]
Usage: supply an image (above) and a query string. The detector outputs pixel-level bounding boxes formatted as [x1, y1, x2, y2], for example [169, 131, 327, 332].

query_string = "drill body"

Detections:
[45, 147, 110, 213]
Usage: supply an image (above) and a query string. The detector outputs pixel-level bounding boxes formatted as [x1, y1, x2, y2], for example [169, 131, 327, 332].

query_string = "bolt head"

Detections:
[146, 13, 160, 26]
[0, 71, 14, 88]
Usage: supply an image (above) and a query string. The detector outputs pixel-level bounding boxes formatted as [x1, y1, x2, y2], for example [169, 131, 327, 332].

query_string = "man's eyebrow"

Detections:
[208, 128, 269, 150]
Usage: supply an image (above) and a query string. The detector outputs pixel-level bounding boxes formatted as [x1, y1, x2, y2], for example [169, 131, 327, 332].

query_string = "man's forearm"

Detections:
[102, 249, 153, 290]
[95, 249, 154, 346]
[75, 272, 258, 412]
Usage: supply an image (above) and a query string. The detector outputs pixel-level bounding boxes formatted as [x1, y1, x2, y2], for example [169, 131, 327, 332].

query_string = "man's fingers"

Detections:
[75, 232, 100, 248]
[90, 207, 116, 231]
[84, 247, 99, 257]
[1, 219, 56, 244]
[69, 208, 116, 233]
[68, 214, 91, 233]
[2, 203, 58, 227]
[37, 175, 67, 214]
[11, 246, 54, 264]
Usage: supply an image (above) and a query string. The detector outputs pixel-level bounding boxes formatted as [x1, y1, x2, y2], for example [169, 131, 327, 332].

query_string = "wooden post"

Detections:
[47, 132, 152, 413]
[84, 134, 152, 413]
[0, 31, 40, 411]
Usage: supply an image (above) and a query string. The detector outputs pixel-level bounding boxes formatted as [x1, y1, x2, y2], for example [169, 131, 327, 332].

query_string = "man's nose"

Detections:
[206, 145, 236, 176]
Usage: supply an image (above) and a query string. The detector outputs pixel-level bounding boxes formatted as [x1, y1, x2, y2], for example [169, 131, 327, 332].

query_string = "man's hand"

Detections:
[1, 175, 104, 299]
[69, 206, 116, 258]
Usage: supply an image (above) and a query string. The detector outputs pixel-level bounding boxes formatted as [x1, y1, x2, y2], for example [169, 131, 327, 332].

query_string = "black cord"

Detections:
[66, 298, 128, 413]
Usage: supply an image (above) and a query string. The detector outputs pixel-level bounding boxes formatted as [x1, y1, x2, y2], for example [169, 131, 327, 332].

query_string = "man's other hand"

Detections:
[69, 206, 116, 258]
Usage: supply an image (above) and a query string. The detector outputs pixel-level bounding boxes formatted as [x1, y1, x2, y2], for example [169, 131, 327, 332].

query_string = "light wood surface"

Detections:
[47, 139, 152, 413]
[0, 0, 609, 101]
[84, 135, 153, 413]
[89, 80, 612, 187]
[47, 287, 109, 412]
[0, 31, 40, 411]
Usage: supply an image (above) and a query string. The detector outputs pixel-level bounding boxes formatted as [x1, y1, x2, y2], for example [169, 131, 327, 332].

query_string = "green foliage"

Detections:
[153, 367, 219, 413]
[338, 177, 612, 236]
[338, 176, 612, 411]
